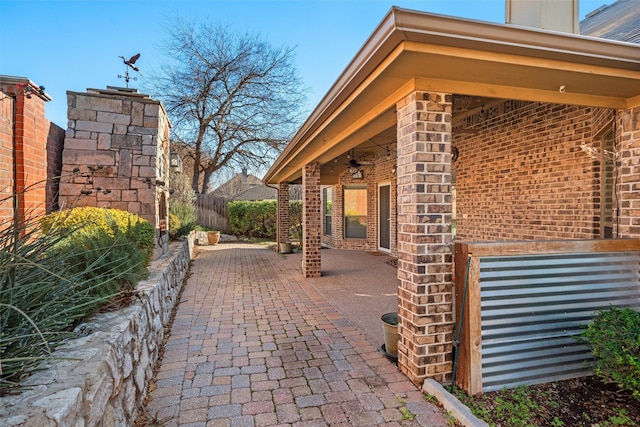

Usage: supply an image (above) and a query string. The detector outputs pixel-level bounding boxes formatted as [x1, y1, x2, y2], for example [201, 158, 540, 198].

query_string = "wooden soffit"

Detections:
[264, 7, 640, 184]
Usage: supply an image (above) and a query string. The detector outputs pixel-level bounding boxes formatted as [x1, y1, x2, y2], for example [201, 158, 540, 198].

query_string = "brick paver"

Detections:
[144, 243, 449, 426]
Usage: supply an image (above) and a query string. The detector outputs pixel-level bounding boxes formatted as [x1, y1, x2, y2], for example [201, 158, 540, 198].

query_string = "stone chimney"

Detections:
[242, 167, 248, 179]
[60, 86, 171, 258]
[506, 0, 579, 33]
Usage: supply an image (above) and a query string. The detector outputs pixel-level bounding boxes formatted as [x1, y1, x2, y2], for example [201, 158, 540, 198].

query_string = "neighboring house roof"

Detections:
[213, 168, 302, 201]
[264, 6, 640, 185]
[231, 185, 277, 201]
[211, 170, 264, 199]
[580, 0, 640, 43]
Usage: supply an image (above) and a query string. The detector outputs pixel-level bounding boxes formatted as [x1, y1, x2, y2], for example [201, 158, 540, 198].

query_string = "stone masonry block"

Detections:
[72, 130, 93, 139]
[131, 102, 144, 126]
[75, 95, 123, 113]
[75, 120, 114, 134]
[138, 189, 157, 204]
[119, 150, 133, 178]
[122, 190, 138, 202]
[98, 133, 111, 150]
[144, 103, 160, 117]
[128, 125, 157, 136]
[139, 166, 156, 178]
[97, 190, 122, 202]
[132, 154, 150, 166]
[142, 144, 156, 156]
[97, 111, 132, 125]
[112, 134, 142, 150]
[64, 138, 97, 151]
[68, 108, 97, 121]
[93, 176, 133, 190]
[114, 124, 128, 135]
[143, 116, 159, 128]
[63, 149, 115, 166]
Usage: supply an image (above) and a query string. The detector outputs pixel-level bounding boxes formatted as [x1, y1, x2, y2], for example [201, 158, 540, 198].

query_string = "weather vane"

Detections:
[117, 53, 141, 88]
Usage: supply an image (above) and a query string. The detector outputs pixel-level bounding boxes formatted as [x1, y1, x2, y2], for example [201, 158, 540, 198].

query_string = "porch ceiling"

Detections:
[264, 7, 640, 185]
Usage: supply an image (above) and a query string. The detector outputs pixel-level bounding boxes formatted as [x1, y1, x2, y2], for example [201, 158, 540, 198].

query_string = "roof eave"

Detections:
[264, 7, 640, 184]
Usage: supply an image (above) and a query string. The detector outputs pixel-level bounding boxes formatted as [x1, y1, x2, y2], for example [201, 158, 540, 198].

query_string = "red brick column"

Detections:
[277, 182, 290, 251]
[302, 163, 321, 277]
[617, 107, 640, 238]
[396, 91, 454, 385]
[13, 92, 48, 221]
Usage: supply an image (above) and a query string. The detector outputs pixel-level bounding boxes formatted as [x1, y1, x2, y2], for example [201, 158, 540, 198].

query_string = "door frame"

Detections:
[378, 182, 391, 253]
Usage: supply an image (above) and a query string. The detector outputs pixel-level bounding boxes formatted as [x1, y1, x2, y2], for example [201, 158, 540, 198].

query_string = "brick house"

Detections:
[0, 76, 65, 226]
[264, 0, 640, 389]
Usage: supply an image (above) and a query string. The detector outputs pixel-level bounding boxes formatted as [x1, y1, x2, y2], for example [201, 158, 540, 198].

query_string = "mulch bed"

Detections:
[459, 376, 639, 426]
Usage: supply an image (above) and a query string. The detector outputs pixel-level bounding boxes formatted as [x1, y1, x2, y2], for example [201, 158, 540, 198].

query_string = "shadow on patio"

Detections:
[279, 247, 399, 352]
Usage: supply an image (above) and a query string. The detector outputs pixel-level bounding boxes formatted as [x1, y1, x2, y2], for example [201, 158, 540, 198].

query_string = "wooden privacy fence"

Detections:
[454, 239, 640, 395]
[195, 194, 230, 233]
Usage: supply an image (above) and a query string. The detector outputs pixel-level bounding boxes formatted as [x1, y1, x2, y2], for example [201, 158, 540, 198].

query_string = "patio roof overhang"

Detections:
[264, 7, 640, 185]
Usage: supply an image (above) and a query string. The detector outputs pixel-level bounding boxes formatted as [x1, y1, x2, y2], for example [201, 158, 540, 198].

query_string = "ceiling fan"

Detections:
[344, 149, 374, 173]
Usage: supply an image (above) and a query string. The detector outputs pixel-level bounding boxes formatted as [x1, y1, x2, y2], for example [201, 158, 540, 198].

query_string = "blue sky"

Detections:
[1, 0, 610, 127]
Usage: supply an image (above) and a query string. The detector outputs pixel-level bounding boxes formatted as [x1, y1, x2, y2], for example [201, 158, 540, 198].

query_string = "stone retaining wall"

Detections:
[0, 237, 195, 426]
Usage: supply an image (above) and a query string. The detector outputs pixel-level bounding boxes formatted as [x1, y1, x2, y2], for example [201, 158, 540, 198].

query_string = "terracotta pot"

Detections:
[207, 231, 221, 245]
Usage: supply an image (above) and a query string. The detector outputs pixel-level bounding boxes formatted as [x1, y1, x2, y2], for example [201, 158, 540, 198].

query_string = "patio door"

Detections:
[379, 184, 390, 252]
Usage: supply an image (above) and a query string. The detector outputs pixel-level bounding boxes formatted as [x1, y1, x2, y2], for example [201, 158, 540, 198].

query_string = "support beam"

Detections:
[302, 163, 321, 277]
[396, 90, 454, 386]
[277, 183, 290, 252]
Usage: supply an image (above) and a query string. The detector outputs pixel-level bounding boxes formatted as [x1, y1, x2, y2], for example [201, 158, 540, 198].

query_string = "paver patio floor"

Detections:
[143, 242, 449, 426]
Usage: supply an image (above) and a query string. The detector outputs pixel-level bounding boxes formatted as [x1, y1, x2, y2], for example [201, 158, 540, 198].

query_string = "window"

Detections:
[601, 129, 615, 238]
[344, 186, 367, 239]
[323, 186, 332, 236]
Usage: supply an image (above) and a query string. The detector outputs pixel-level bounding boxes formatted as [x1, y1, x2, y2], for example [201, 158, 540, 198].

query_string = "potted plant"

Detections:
[207, 230, 221, 245]
[381, 312, 398, 358]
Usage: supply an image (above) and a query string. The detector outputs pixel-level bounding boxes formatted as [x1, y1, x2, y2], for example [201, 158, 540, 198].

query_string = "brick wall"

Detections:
[454, 101, 612, 241]
[0, 80, 63, 226]
[617, 107, 640, 238]
[46, 121, 65, 213]
[0, 88, 14, 225]
[321, 152, 397, 254]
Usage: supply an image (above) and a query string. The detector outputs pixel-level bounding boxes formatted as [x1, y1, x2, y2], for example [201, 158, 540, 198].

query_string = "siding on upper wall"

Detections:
[453, 100, 612, 241]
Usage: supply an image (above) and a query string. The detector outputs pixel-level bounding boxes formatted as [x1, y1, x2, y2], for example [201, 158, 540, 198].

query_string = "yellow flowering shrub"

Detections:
[41, 207, 155, 263]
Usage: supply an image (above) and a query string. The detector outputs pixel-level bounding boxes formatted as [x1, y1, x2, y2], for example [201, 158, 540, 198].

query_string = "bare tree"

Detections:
[153, 19, 307, 193]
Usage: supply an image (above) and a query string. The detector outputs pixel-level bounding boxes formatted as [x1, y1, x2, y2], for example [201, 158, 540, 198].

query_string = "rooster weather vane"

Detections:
[118, 53, 141, 88]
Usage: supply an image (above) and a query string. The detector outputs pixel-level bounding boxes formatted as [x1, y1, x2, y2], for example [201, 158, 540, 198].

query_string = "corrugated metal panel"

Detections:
[479, 251, 640, 392]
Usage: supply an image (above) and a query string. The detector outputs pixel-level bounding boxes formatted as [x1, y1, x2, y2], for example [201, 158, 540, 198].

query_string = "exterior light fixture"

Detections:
[169, 151, 183, 173]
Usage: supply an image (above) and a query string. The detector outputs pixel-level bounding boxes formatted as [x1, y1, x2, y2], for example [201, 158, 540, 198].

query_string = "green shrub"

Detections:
[578, 306, 640, 401]
[229, 200, 277, 238]
[169, 168, 197, 236]
[1, 213, 147, 391]
[289, 200, 302, 242]
[41, 206, 154, 265]
[168, 213, 181, 239]
[228, 199, 305, 240]
[54, 226, 147, 296]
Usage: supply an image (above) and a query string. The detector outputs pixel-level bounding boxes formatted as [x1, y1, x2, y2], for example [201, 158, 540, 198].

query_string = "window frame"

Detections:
[343, 185, 367, 239]
[322, 186, 332, 236]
